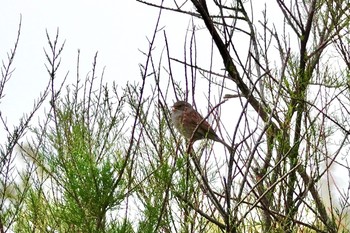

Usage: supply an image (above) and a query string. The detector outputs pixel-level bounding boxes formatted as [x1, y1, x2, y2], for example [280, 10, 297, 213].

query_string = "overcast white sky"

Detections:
[0, 1, 158, 123]
[1, 0, 349, 217]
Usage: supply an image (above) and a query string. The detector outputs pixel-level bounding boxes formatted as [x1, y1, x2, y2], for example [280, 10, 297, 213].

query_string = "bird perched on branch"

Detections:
[171, 101, 232, 151]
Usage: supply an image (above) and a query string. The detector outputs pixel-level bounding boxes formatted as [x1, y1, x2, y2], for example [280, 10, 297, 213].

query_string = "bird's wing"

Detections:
[192, 110, 217, 136]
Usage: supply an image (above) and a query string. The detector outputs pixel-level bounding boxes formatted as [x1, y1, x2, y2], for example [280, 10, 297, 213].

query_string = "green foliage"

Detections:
[14, 66, 132, 232]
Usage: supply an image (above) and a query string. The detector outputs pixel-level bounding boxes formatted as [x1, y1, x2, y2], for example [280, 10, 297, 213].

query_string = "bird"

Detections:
[171, 100, 232, 151]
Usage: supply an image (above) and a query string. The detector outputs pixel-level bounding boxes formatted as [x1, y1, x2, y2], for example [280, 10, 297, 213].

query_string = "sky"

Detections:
[0, 1, 159, 122]
[1, 0, 349, 222]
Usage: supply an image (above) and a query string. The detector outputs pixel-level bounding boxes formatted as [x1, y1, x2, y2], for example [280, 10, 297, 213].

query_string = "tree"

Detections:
[134, 0, 350, 232]
[17, 32, 138, 232]
[1, 1, 350, 232]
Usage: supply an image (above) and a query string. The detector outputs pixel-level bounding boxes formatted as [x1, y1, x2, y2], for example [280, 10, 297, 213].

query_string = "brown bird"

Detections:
[171, 101, 232, 150]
